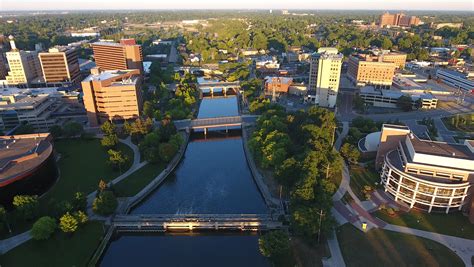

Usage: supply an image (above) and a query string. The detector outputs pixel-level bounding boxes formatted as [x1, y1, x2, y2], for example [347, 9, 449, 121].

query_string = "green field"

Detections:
[114, 162, 166, 197]
[374, 209, 474, 240]
[349, 165, 380, 200]
[0, 221, 104, 267]
[337, 224, 464, 267]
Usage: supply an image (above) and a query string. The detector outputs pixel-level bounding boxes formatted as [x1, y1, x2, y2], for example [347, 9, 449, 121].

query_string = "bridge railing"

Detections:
[114, 213, 273, 221]
[190, 116, 242, 128]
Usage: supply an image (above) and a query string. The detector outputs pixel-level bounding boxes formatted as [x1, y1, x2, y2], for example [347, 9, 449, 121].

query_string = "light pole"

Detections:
[317, 209, 325, 244]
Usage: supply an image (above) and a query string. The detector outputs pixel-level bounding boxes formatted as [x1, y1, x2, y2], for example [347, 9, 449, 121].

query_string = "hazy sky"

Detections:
[1, 0, 473, 11]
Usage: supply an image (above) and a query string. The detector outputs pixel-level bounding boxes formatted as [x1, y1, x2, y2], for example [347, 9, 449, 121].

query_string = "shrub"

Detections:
[59, 212, 78, 233]
[12, 195, 39, 221]
[92, 191, 118, 216]
[31, 216, 56, 240]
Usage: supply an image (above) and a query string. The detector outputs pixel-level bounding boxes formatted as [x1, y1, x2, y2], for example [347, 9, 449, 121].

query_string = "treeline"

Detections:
[249, 106, 343, 240]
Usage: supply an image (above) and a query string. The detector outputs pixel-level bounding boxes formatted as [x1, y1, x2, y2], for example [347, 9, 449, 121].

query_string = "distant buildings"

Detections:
[5, 37, 42, 87]
[347, 54, 397, 88]
[0, 133, 57, 206]
[81, 68, 143, 127]
[375, 124, 474, 218]
[308, 47, 343, 108]
[436, 69, 474, 93]
[379, 12, 421, 27]
[38, 46, 81, 85]
[264, 76, 293, 95]
[91, 39, 143, 74]
[431, 22, 463, 30]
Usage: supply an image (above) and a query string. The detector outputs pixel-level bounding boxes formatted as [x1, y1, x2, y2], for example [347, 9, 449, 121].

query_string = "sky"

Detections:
[1, 0, 473, 11]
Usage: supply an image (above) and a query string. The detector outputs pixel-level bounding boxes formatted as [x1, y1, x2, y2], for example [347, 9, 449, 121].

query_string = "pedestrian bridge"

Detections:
[174, 116, 243, 131]
[112, 214, 283, 232]
[198, 81, 240, 98]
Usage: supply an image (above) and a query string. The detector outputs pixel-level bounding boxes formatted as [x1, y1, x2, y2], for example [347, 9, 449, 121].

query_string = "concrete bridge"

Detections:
[112, 214, 283, 232]
[198, 81, 240, 98]
[174, 115, 259, 132]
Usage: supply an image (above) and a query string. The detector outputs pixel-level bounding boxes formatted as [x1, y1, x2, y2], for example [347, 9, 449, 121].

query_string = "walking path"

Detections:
[0, 230, 31, 254]
[86, 136, 145, 219]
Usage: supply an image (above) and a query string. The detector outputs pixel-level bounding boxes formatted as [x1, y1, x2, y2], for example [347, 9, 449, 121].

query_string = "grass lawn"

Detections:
[337, 224, 464, 267]
[291, 237, 330, 267]
[114, 162, 166, 197]
[43, 138, 134, 203]
[0, 139, 133, 239]
[374, 209, 474, 240]
[0, 221, 104, 267]
[349, 165, 380, 200]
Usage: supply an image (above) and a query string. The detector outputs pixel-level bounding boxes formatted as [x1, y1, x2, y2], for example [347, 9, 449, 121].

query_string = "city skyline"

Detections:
[1, 0, 473, 11]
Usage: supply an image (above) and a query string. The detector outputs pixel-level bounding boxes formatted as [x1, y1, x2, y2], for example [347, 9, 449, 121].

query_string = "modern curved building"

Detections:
[375, 125, 474, 217]
[0, 133, 57, 207]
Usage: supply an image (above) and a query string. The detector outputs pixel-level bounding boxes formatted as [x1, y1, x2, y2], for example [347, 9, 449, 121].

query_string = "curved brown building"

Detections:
[0, 133, 57, 207]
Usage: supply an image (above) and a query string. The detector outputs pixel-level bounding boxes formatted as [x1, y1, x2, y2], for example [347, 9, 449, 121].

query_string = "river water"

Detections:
[100, 96, 270, 266]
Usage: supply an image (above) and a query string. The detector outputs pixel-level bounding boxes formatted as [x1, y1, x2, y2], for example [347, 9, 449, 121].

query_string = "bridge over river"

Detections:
[113, 213, 284, 232]
[174, 115, 260, 132]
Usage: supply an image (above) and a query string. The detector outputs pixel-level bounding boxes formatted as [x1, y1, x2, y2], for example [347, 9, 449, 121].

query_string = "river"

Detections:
[100, 95, 270, 266]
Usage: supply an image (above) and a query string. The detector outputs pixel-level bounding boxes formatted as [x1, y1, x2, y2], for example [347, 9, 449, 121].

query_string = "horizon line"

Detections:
[0, 8, 472, 12]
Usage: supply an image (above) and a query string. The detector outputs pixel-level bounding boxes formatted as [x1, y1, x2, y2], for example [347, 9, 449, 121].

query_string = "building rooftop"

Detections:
[83, 69, 138, 83]
[409, 135, 474, 160]
[0, 134, 53, 183]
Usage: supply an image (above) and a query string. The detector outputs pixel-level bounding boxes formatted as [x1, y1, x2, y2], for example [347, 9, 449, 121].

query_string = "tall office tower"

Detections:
[5, 36, 42, 86]
[91, 39, 143, 73]
[308, 47, 343, 108]
[81, 67, 143, 127]
[39, 46, 81, 84]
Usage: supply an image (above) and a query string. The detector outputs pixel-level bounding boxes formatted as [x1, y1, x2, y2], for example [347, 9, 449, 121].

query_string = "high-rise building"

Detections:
[5, 36, 42, 86]
[38, 46, 81, 85]
[81, 67, 143, 126]
[347, 54, 396, 88]
[379, 12, 421, 27]
[91, 39, 143, 73]
[308, 47, 343, 108]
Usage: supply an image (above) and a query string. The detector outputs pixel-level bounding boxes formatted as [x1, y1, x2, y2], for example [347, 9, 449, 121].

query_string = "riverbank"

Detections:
[241, 124, 282, 211]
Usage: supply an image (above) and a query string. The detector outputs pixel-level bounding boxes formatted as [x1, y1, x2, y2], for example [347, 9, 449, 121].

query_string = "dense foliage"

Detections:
[249, 106, 343, 240]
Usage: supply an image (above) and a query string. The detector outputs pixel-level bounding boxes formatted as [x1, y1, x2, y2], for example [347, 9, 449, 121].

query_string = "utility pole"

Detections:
[331, 126, 336, 147]
[326, 164, 330, 179]
[317, 209, 324, 244]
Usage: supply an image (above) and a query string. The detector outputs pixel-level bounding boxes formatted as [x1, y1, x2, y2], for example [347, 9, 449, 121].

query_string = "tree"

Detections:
[107, 149, 128, 172]
[98, 179, 108, 192]
[31, 216, 56, 240]
[381, 37, 393, 50]
[259, 231, 292, 264]
[340, 143, 360, 163]
[397, 95, 413, 112]
[49, 125, 63, 138]
[143, 101, 155, 118]
[63, 122, 84, 137]
[59, 212, 78, 234]
[71, 192, 87, 211]
[12, 195, 39, 220]
[275, 157, 301, 188]
[101, 134, 119, 148]
[92, 191, 118, 216]
[100, 121, 116, 136]
[159, 142, 178, 162]
[74, 210, 88, 225]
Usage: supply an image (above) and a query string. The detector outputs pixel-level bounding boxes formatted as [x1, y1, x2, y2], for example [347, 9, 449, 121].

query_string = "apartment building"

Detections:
[91, 39, 143, 73]
[82, 68, 143, 126]
[379, 12, 421, 27]
[308, 47, 343, 108]
[376, 124, 474, 217]
[347, 54, 396, 88]
[38, 46, 81, 85]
